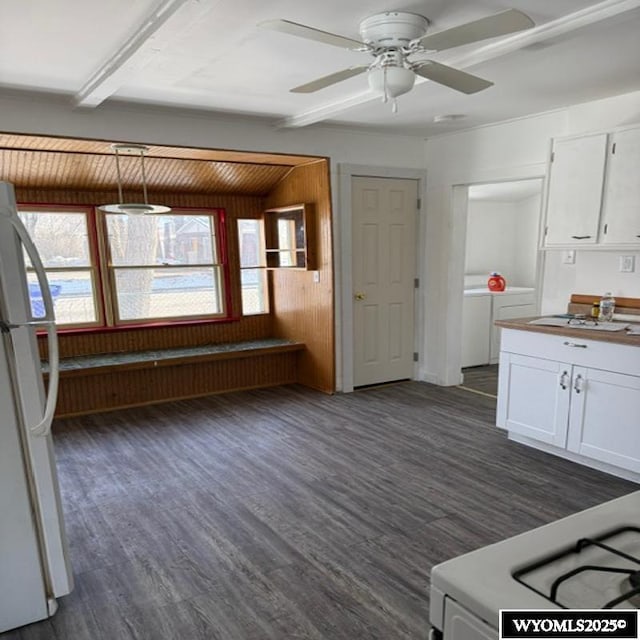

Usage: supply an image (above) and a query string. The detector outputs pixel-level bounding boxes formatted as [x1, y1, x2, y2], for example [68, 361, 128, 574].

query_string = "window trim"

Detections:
[18, 202, 232, 331]
[18, 204, 104, 329]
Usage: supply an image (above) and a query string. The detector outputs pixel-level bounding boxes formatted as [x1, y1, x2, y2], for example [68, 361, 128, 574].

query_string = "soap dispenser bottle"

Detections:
[598, 292, 615, 322]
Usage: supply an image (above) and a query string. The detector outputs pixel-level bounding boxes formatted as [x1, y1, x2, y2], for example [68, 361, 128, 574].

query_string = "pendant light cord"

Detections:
[140, 149, 149, 205]
[114, 147, 124, 205]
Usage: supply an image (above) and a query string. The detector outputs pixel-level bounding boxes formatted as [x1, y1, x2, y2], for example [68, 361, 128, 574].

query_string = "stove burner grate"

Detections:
[513, 526, 640, 609]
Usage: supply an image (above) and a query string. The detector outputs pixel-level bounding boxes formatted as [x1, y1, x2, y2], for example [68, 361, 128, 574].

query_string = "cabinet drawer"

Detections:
[500, 328, 640, 376]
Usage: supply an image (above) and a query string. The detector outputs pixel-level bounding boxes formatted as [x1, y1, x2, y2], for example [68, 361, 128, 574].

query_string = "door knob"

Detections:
[354, 292, 366, 301]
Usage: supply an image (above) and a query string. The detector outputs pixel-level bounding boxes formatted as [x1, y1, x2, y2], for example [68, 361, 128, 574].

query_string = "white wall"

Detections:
[465, 194, 540, 288]
[422, 89, 640, 386]
[514, 194, 542, 288]
[542, 250, 640, 315]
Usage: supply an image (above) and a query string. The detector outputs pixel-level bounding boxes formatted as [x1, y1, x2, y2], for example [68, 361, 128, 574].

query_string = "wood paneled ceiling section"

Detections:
[0, 133, 324, 196]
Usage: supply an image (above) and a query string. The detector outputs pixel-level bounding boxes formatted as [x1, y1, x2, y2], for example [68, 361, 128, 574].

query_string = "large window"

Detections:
[237, 219, 268, 315]
[105, 212, 226, 323]
[18, 205, 228, 328]
[19, 207, 99, 326]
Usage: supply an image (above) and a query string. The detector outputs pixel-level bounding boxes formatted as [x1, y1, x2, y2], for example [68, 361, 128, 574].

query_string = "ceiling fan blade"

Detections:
[418, 9, 534, 51]
[291, 66, 369, 93]
[259, 19, 366, 50]
[414, 61, 493, 94]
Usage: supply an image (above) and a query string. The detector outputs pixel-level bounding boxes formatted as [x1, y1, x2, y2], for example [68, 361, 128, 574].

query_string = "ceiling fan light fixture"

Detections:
[368, 66, 415, 99]
[98, 144, 171, 216]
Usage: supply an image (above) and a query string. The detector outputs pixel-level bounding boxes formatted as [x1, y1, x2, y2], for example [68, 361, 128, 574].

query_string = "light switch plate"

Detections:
[562, 250, 576, 264]
[619, 256, 635, 273]
[312, 270, 320, 283]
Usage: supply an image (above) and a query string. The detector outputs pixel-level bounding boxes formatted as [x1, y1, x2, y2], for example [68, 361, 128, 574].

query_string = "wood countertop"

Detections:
[495, 317, 640, 347]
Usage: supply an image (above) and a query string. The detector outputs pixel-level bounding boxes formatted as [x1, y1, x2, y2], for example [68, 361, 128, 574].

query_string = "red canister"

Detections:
[487, 272, 506, 292]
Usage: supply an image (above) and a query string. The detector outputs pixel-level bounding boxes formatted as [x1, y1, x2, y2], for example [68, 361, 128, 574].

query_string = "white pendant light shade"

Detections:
[368, 66, 415, 99]
[99, 144, 171, 215]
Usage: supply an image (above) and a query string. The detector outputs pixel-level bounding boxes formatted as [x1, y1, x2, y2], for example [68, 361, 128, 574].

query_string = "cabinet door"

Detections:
[461, 294, 491, 368]
[601, 127, 640, 245]
[545, 134, 608, 246]
[497, 353, 570, 447]
[567, 367, 640, 473]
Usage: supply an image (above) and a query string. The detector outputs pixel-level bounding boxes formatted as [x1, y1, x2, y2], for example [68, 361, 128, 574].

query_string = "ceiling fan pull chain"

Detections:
[382, 66, 389, 103]
[392, 98, 398, 114]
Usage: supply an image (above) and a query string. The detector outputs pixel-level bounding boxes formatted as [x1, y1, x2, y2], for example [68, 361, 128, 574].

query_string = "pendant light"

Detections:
[98, 144, 171, 215]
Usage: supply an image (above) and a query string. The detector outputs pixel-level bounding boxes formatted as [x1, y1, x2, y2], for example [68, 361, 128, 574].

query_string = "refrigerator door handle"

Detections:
[7, 214, 59, 437]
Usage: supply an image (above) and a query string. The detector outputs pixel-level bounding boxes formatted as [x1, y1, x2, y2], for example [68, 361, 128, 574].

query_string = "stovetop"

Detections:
[513, 526, 640, 609]
[430, 491, 640, 632]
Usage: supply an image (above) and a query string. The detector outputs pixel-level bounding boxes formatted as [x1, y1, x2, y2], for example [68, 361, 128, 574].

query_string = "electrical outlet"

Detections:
[562, 250, 576, 264]
[619, 256, 635, 273]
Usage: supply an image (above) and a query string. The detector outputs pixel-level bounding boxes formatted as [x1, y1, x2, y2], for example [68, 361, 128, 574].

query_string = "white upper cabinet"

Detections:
[601, 127, 640, 245]
[544, 133, 607, 246]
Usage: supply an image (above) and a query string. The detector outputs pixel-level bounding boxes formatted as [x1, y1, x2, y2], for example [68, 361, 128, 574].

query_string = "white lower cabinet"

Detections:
[567, 367, 640, 473]
[497, 352, 570, 448]
[497, 329, 640, 477]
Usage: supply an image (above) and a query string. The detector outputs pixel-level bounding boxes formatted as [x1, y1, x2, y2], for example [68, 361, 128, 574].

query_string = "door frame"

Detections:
[453, 174, 547, 385]
[337, 164, 427, 393]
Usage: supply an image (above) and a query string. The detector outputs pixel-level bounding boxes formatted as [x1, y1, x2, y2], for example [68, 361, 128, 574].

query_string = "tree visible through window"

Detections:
[105, 211, 225, 322]
[18, 205, 228, 328]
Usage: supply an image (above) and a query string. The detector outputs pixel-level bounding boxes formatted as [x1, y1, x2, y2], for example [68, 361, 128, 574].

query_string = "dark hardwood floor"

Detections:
[460, 364, 499, 397]
[4, 382, 636, 639]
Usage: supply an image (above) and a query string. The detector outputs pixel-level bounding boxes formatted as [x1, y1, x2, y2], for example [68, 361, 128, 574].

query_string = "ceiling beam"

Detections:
[276, 0, 640, 128]
[74, 0, 193, 108]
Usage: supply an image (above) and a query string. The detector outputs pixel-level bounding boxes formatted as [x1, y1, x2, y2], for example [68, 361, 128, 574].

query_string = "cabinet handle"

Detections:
[571, 235, 592, 240]
[559, 370, 569, 390]
[574, 374, 584, 394]
[564, 341, 588, 348]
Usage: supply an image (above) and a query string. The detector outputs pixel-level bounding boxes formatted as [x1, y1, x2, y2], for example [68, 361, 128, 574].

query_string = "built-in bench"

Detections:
[45, 338, 305, 417]
[44, 338, 304, 376]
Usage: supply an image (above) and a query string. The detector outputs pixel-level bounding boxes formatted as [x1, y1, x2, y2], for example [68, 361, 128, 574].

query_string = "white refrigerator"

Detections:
[0, 182, 73, 633]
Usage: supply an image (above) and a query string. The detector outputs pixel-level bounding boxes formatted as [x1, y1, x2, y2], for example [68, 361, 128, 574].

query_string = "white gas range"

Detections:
[429, 491, 640, 639]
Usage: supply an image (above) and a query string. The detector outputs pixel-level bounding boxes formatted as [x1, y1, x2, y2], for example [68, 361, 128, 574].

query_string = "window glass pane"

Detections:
[19, 211, 91, 267]
[107, 214, 216, 266]
[114, 267, 223, 320]
[240, 269, 268, 315]
[238, 219, 263, 268]
[27, 271, 97, 325]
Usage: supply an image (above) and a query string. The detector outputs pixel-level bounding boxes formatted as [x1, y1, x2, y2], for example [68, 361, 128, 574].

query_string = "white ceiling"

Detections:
[2, 0, 640, 135]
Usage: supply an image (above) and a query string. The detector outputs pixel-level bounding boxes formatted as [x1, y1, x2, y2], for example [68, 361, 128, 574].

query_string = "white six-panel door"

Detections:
[352, 176, 418, 387]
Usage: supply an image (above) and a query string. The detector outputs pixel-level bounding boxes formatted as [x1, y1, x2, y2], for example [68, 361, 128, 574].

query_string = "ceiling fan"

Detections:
[260, 9, 534, 111]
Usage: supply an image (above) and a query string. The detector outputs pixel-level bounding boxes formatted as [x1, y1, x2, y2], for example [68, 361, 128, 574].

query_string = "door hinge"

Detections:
[612, 143, 616, 154]
[604, 223, 608, 235]
[413, 352, 419, 362]
[550, 151, 555, 162]
[414, 278, 420, 289]
[417, 198, 421, 210]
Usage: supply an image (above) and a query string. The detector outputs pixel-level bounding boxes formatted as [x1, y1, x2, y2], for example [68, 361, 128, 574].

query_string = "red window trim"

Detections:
[19, 202, 234, 332]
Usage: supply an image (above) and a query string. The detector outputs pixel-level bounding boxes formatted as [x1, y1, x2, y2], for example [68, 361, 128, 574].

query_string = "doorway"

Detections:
[460, 178, 545, 388]
[351, 176, 418, 387]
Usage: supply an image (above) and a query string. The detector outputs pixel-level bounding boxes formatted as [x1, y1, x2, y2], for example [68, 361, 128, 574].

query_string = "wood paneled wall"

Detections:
[54, 351, 299, 416]
[19, 189, 273, 358]
[265, 160, 335, 393]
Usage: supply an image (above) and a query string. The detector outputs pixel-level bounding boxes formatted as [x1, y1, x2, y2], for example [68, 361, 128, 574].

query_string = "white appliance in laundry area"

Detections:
[461, 274, 536, 368]
[429, 490, 640, 639]
[0, 182, 72, 633]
